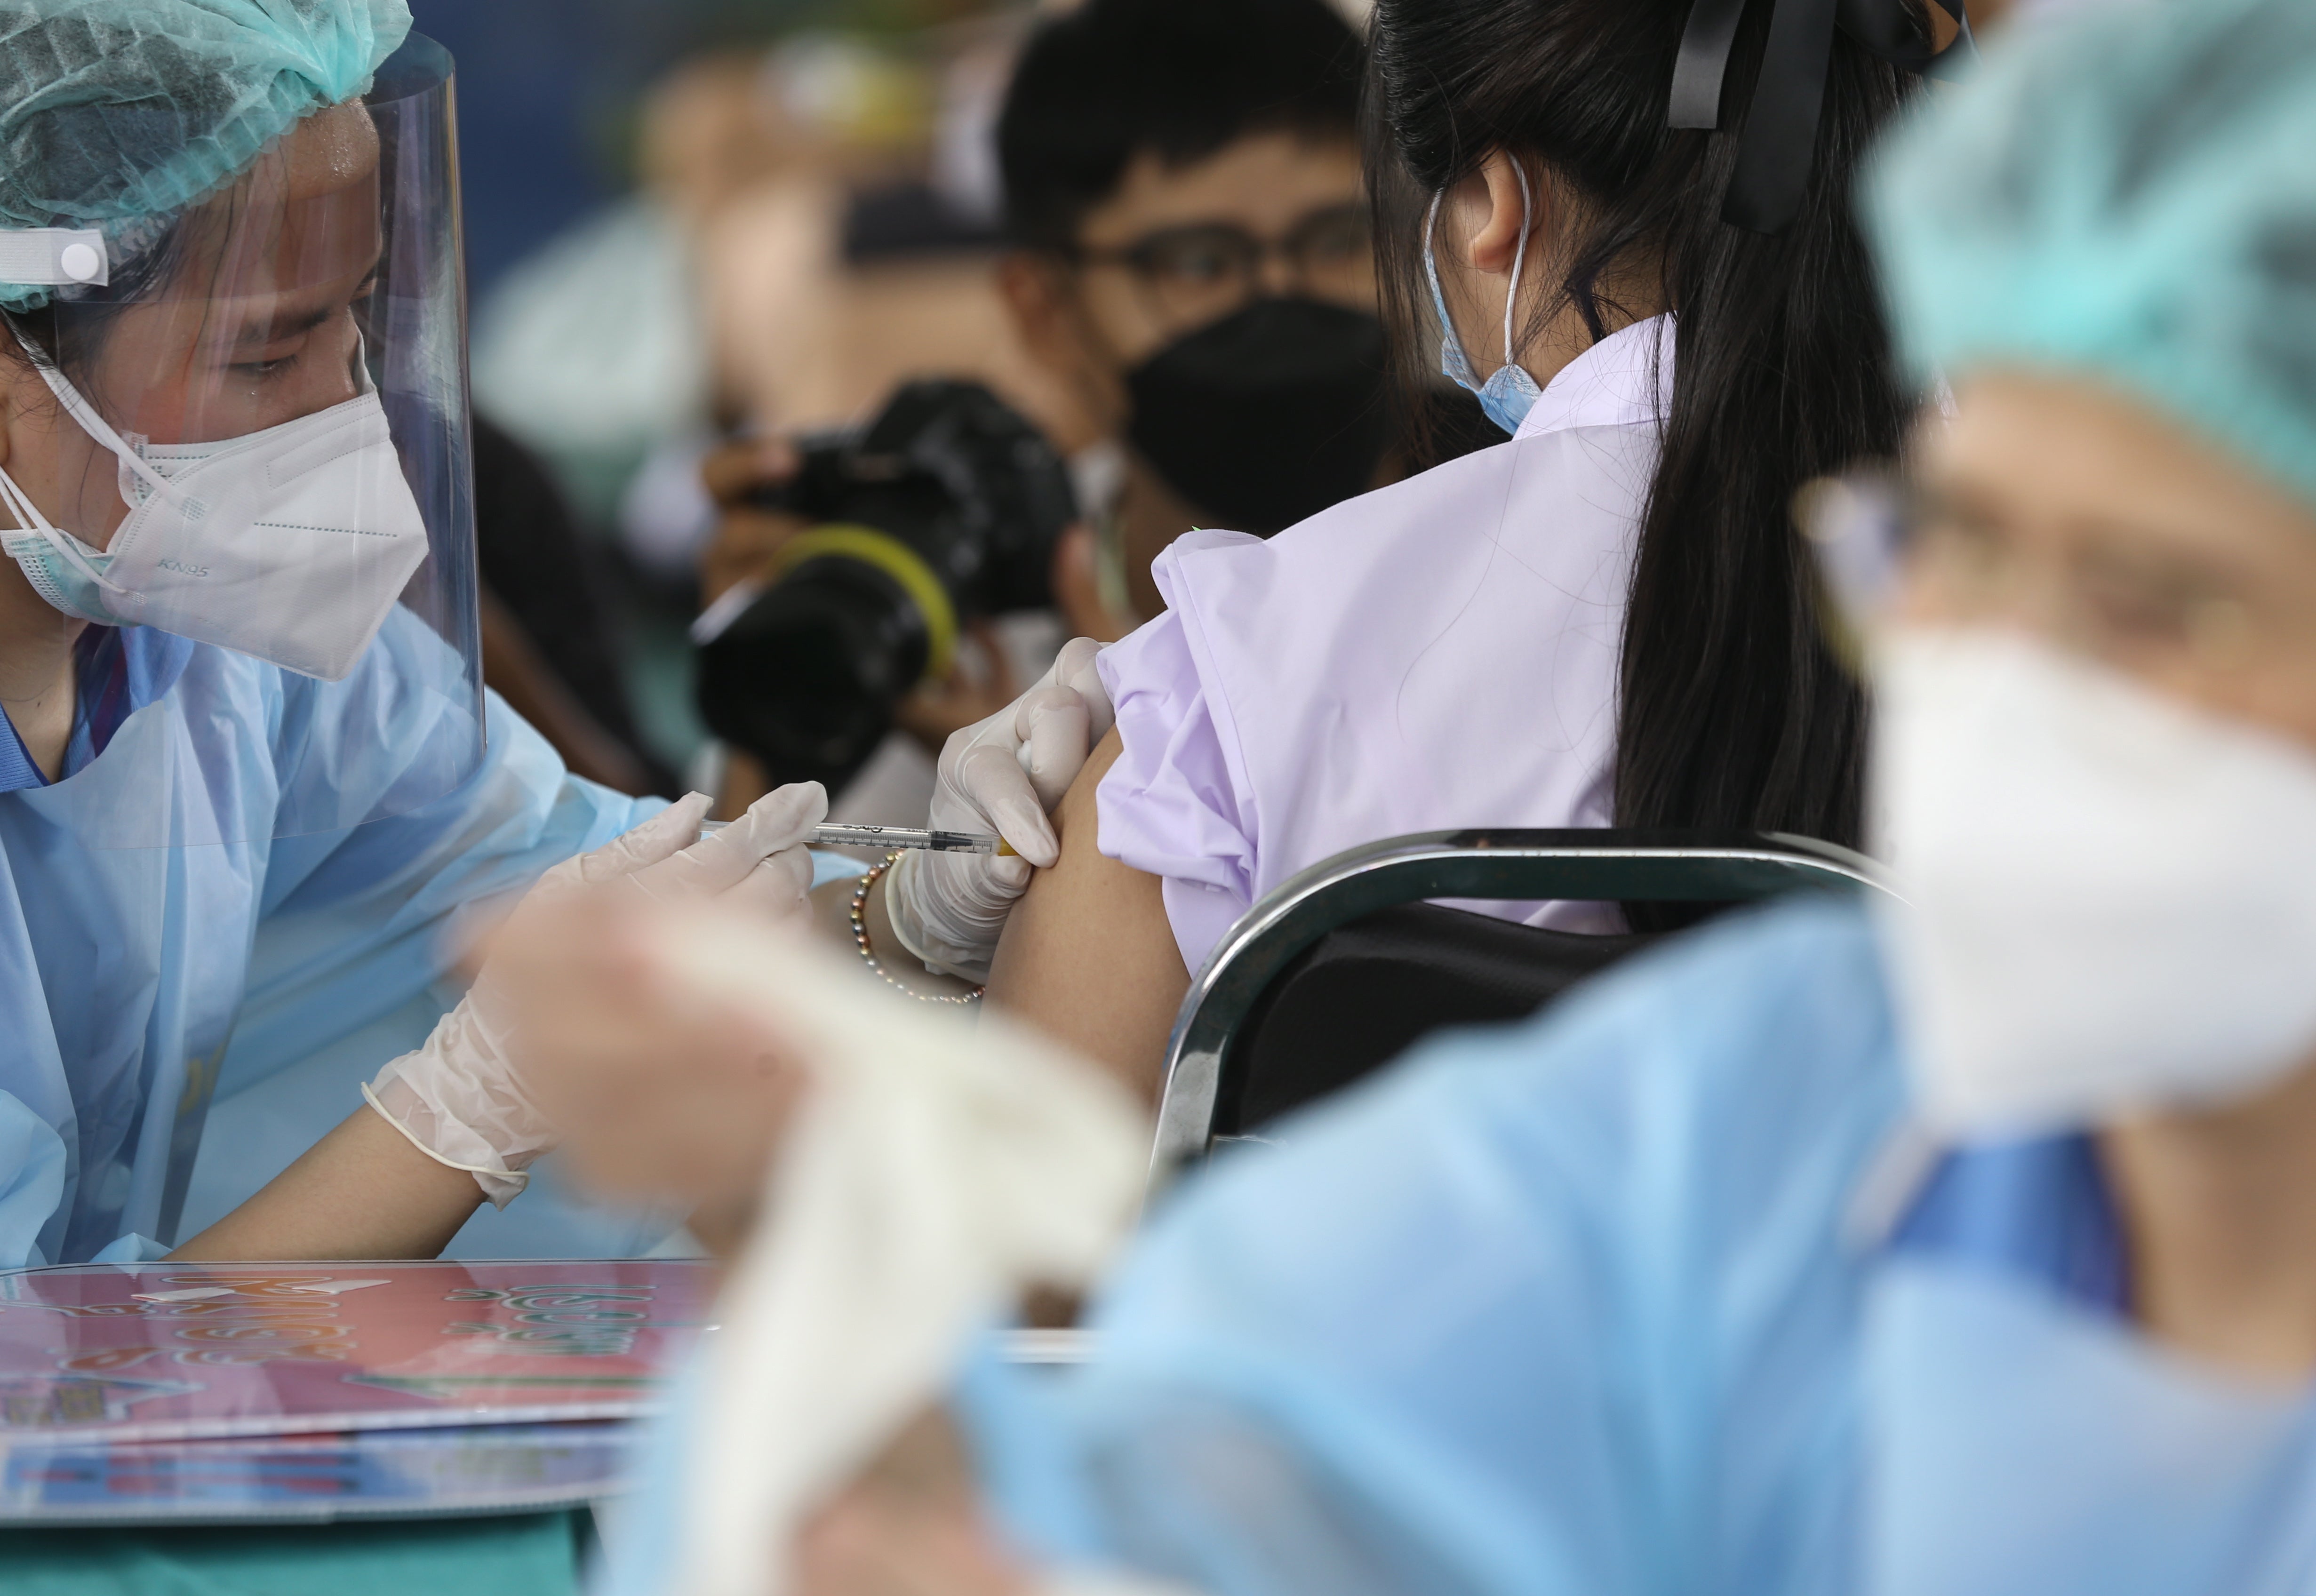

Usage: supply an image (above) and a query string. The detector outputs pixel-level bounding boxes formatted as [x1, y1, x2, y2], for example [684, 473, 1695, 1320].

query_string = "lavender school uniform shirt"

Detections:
[1095, 315, 1675, 974]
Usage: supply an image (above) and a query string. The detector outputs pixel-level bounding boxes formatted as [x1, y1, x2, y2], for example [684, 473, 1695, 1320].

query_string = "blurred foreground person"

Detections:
[497, 0, 2316, 1592]
[490, 896, 1153, 1596]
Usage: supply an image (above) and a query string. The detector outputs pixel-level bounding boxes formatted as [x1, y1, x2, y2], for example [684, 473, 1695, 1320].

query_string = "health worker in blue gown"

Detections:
[0, 0, 828, 1269]
[592, 0, 2316, 1592]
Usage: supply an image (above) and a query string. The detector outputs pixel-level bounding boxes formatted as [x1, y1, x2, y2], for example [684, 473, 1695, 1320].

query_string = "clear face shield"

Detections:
[0, 34, 481, 846]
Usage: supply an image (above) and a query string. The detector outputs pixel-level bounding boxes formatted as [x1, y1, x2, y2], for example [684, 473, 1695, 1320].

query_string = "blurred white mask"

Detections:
[1872, 627, 2316, 1134]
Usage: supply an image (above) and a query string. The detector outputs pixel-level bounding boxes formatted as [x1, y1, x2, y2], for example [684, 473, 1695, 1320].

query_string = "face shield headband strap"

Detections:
[1669, 0, 1975, 234]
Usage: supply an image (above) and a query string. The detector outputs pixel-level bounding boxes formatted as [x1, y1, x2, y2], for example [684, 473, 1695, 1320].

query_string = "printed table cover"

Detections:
[0, 1261, 715, 1444]
[0, 1420, 633, 1524]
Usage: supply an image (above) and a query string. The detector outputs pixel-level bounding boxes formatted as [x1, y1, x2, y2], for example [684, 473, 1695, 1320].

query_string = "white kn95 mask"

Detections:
[0, 340, 429, 682]
[1871, 626, 2316, 1136]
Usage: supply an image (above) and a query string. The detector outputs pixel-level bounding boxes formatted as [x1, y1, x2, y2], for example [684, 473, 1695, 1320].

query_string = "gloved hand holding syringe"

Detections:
[736, 636, 1111, 995]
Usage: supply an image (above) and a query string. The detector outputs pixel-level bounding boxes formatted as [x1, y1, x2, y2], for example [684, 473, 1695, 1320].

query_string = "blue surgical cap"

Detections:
[0, 0, 413, 311]
[1864, 0, 2316, 512]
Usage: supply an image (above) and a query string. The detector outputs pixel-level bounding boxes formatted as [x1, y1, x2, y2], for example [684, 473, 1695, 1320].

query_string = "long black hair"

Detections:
[1369, 0, 1926, 920]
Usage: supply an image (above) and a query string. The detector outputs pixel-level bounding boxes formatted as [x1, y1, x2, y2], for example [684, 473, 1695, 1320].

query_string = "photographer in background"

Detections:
[702, 0, 1382, 819]
[990, 0, 1378, 626]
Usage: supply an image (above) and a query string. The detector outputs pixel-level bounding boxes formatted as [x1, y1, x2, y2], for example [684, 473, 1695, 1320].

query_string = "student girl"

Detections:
[860, 0, 1968, 1094]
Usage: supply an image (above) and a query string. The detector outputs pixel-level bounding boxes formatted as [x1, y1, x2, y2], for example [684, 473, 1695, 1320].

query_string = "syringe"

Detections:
[702, 820, 1013, 856]
[811, 822, 1010, 855]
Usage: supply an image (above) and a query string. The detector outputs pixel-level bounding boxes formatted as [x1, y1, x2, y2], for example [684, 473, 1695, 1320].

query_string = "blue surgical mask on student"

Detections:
[1425, 164, 1542, 436]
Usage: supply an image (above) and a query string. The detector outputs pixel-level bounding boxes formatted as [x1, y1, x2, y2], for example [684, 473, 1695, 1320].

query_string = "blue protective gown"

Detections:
[592, 895, 2316, 1596]
[942, 896, 2316, 1596]
[0, 614, 654, 1266]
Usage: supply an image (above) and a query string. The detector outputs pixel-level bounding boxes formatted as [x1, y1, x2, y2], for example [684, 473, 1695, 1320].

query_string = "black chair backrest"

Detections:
[1214, 902, 1652, 1138]
[1152, 829, 1896, 1181]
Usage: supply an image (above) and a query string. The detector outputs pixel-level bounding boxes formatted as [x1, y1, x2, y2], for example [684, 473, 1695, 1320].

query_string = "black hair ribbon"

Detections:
[1669, 0, 1975, 234]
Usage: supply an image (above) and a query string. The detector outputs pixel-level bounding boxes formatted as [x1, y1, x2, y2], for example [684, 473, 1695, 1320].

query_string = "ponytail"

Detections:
[1369, 0, 1928, 925]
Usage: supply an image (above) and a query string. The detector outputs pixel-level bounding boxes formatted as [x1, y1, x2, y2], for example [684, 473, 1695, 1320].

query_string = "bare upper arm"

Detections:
[985, 726, 1188, 1105]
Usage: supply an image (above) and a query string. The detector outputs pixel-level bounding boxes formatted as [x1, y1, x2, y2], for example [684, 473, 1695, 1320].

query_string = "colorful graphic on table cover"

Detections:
[0, 1261, 714, 1443]
[0, 1421, 635, 1524]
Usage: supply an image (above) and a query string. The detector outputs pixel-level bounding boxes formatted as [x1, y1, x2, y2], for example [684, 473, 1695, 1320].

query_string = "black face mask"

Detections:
[1123, 297, 1390, 536]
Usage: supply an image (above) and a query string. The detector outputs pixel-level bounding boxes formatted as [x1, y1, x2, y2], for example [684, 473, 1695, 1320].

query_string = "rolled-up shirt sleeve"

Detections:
[1094, 560, 1263, 975]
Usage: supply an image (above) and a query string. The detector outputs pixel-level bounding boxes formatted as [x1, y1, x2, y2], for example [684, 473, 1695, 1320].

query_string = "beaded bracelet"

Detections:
[850, 851, 985, 1004]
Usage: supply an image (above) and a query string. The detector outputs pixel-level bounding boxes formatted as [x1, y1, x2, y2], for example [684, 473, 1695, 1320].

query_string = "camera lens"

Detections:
[695, 557, 932, 790]
[693, 381, 1075, 797]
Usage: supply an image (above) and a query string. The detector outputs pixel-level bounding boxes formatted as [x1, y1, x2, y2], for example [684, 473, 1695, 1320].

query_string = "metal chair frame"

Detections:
[1150, 829, 1898, 1181]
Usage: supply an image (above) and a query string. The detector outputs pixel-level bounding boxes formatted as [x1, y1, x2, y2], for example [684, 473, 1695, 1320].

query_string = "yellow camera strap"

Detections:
[766, 523, 960, 686]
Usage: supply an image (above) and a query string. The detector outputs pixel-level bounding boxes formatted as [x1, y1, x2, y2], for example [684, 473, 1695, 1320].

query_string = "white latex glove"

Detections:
[364, 782, 829, 1204]
[885, 637, 1114, 982]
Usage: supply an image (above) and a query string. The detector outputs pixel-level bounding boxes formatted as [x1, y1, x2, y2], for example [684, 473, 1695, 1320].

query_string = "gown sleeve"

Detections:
[221, 687, 651, 1098]
[172, 652, 655, 1250]
[955, 899, 1909, 1596]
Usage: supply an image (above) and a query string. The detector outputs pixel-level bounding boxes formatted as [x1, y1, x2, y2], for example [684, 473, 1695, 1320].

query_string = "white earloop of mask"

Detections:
[1422, 164, 1535, 373]
[1425, 163, 1546, 436]
[8, 328, 173, 512]
[0, 368, 128, 610]
[0, 325, 187, 609]
[1501, 160, 1532, 368]
[1421, 193, 1475, 387]
[0, 476, 111, 576]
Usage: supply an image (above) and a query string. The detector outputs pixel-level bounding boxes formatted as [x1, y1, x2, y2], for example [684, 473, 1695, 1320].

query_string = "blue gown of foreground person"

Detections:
[940, 899, 2316, 1596]
[597, 897, 2316, 1596]
[0, 613, 659, 1266]
[934, 901, 2316, 1594]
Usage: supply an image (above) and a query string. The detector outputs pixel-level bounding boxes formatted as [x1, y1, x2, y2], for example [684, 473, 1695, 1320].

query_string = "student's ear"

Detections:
[1462, 151, 1552, 278]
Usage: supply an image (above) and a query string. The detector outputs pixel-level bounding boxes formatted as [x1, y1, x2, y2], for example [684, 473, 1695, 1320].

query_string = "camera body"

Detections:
[695, 380, 1077, 791]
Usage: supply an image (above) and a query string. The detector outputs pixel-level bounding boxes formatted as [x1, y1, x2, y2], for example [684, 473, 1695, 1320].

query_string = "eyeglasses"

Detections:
[1800, 471, 2289, 677]
[1068, 201, 1374, 328]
